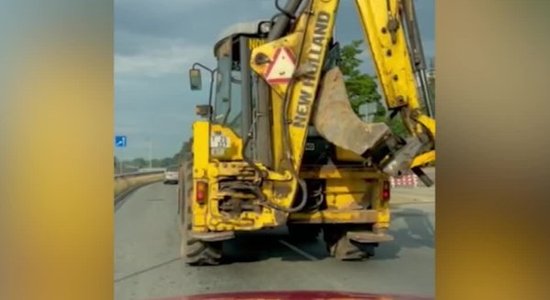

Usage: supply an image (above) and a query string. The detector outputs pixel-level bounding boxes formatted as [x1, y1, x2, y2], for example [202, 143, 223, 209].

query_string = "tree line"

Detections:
[340, 39, 435, 136]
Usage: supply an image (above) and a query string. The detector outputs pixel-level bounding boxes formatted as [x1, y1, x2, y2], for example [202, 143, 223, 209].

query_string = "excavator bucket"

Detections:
[312, 67, 391, 156]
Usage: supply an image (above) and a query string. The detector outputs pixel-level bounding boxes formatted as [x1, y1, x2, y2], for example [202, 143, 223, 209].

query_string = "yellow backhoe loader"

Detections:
[179, 0, 436, 265]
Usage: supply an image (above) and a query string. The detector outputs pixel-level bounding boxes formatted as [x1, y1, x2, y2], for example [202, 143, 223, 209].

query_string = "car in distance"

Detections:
[163, 165, 179, 184]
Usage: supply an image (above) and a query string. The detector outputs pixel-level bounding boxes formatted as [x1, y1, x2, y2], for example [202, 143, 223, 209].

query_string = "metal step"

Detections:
[347, 231, 394, 243]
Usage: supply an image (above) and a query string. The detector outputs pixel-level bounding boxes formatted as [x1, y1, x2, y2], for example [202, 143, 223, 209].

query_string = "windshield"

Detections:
[213, 56, 243, 135]
[166, 166, 178, 172]
[213, 56, 231, 123]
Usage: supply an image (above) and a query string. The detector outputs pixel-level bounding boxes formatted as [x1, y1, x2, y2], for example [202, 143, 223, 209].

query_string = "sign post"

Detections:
[115, 135, 127, 174]
[115, 135, 127, 148]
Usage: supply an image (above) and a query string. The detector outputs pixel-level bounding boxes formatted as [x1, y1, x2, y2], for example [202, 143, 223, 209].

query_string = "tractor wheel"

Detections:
[287, 224, 321, 242]
[179, 154, 222, 266]
[323, 225, 376, 261]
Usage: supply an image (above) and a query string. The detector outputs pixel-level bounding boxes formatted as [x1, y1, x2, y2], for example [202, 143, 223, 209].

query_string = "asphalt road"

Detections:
[115, 182, 435, 300]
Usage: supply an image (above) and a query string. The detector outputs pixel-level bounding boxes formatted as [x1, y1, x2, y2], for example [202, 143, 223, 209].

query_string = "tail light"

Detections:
[382, 180, 390, 202]
[195, 181, 208, 204]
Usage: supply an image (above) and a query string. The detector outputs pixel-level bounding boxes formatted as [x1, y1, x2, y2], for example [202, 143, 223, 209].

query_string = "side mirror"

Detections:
[195, 105, 213, 118]
[189, 68, 202, 90]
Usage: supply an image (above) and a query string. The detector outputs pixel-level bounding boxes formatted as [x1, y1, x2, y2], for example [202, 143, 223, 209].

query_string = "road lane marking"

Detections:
[114, 256, 181, 283]
[278, 239, 318, 261]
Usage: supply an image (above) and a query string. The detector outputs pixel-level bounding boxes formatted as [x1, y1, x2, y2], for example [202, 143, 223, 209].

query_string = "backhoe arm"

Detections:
[355, 0, 436, 170]
[250, 0, 435, 189]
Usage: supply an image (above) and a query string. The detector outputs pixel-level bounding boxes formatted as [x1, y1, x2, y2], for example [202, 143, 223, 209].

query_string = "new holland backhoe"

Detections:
[179, 0, 436, 265]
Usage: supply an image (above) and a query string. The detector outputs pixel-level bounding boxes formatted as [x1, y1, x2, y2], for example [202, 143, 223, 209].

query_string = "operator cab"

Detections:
[189, 21, 272, 138]
[189, 19, 342, 165]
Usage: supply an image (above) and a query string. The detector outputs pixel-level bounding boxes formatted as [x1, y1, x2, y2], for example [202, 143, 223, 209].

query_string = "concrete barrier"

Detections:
[391, 174, 419, 187]
[114, 171, 164, 204]
[391, 167, 436, 188]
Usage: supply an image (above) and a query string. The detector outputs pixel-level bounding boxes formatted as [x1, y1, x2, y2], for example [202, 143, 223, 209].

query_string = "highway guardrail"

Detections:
[114, 170, 165, 204]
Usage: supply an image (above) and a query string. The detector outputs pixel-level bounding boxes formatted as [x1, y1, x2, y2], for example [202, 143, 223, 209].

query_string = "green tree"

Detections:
[177, 139, 192, 163]
[131, 157, 147, 168]
[339, 39, 408, 137]
[384, 115, 408, 137]
[171, 151, 182, 166]
[339, 40, 384, 118]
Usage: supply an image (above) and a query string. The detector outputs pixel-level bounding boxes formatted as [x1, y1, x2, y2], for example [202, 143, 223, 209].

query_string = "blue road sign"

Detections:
[115, 135, 127, 148]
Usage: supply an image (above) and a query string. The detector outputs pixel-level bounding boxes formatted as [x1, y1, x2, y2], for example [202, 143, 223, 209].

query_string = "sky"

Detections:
[114, 0, 434, 160]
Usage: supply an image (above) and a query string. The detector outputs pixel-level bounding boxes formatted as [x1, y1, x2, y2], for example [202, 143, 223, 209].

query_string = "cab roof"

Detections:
[213, 20, 270, 56]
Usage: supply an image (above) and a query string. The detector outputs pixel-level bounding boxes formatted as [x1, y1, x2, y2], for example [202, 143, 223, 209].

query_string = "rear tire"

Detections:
[178, 154, 222, 266]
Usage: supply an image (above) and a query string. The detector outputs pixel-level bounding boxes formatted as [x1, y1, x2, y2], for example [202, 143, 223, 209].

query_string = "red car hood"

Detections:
[155, 290, 432, 300]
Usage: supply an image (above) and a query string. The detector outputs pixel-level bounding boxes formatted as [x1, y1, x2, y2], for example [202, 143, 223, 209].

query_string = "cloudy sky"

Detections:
[114, 0, 434, 160]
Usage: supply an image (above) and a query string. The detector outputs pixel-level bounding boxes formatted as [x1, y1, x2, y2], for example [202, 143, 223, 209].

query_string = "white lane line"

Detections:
[278, 239, 318, 261]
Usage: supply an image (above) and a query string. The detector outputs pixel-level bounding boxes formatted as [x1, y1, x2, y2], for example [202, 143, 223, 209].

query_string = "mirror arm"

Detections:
[207, 70, 216, 122]
[191, 63, 217, 122]
[192, 62, 215, 74]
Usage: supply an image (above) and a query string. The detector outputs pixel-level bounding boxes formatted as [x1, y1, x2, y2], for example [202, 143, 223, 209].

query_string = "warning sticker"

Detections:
[264, 47, 296, 85]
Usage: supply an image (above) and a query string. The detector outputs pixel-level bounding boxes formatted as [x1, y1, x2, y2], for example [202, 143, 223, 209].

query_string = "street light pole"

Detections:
[148, 139, 153, 169]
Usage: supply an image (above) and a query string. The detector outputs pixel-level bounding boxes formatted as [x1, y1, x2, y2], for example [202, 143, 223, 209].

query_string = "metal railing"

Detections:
[114, 170, 166, 205]
[114, 169, 165, 179]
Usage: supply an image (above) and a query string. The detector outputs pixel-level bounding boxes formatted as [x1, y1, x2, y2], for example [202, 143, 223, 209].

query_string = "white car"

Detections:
[163, 166, 179, 184]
